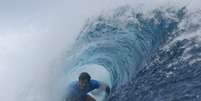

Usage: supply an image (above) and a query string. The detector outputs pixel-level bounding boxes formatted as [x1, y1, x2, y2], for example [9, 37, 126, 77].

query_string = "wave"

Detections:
[66, 5, 201, 101]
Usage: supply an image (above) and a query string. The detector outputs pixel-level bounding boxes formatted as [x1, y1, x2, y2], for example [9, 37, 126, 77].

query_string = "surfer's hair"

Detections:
[79, 72, 91, 81]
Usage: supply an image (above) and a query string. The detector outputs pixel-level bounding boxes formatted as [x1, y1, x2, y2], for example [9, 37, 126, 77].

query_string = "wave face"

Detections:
[67, 6, 201, 101]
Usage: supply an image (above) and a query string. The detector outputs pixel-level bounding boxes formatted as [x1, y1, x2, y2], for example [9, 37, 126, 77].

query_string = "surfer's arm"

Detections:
[99, 82, 110, 95]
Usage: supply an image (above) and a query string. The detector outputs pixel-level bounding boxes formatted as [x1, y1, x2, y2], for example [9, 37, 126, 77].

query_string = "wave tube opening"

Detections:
[66, 64, 111, 101]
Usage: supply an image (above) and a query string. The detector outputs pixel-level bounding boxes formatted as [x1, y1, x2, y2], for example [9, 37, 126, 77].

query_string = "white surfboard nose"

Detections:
[67, 64, 112, 101]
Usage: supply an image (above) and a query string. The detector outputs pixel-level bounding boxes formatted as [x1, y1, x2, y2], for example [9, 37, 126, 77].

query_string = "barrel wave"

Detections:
[66, 5, 201, 101]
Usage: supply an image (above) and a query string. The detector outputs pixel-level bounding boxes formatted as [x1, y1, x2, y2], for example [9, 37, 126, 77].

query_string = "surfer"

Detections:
[67, 72, 110, 101]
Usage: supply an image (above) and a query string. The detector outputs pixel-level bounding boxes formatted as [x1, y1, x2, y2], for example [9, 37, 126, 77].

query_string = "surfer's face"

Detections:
[79, 79, 89, 89]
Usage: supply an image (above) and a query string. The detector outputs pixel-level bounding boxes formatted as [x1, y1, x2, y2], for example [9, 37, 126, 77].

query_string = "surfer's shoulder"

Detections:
[90, 79, 101, 88]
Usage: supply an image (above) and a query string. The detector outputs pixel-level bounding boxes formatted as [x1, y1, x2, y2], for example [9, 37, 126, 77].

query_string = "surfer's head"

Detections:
[78, 72, 91, 89]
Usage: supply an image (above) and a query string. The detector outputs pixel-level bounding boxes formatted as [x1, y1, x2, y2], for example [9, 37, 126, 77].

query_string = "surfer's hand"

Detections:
[105, 86, 110, 95]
